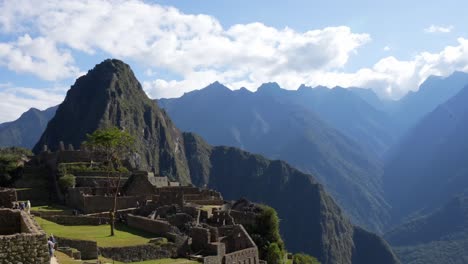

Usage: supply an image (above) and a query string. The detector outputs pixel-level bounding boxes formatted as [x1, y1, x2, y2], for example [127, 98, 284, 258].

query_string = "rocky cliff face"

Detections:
[32, 59, 399, 264]
[33, 59, 190, 183]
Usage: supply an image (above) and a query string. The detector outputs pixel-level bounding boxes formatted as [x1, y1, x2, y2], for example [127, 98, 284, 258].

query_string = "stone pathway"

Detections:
[50, 256, 58, 264]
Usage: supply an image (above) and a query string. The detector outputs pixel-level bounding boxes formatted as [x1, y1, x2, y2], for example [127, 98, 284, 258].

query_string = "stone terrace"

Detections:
[0, 209, 49, 264]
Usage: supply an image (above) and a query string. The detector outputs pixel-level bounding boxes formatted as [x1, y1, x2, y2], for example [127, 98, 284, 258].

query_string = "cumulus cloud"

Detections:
[424, 25, 454, 33]
[0, 83, 65, 122]
[0, 0, 467, 103]
[0, 34, 79, 80]
[0, 0, 369, 96]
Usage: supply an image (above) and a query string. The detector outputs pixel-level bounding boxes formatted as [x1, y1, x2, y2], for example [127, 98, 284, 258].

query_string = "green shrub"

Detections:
[266, 243, 284, 264]
[293, 253, 321, 264]
[58, 174, 76, 191]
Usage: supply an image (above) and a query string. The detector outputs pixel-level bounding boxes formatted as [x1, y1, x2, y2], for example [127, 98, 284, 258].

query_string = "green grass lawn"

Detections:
[36, 217, 153, 247]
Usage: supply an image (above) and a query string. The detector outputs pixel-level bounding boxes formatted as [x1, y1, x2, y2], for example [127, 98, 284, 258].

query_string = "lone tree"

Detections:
[84, 127, 134, 236]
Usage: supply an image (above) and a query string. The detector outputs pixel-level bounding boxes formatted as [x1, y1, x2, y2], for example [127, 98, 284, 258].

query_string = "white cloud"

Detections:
[0, 0, 369, 96]
[0, 34, 79, 80]
[0, 0, 467, 103]
[0, 84, 65, 122]
[424, 25, 454, 33]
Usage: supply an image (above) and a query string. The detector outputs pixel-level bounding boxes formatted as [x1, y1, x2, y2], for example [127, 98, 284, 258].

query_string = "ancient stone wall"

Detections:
[219, 225, 256, 253]
[209, 211, 235, 226]
[0, 210, 20, 235]
[0, 209, 49, 264]
[55, 236, 98, 260]
[99, 243, 177, 262]
[42, 215, 108, 225]
[69, 194, 145, 213]
[191, 227, 211, 252]
[0, 188, 16, 208]
[187, 200, 225, 206]
[223, 247, 259, 264]
[230, 210, 258, 227]
[127, 214, 173, 236]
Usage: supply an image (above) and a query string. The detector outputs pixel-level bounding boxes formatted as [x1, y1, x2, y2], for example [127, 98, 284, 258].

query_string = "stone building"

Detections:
[0, 209, 49, 264]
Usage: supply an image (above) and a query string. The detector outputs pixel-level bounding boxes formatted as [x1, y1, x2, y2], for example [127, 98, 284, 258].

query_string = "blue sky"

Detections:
[0, 0, 467, 122]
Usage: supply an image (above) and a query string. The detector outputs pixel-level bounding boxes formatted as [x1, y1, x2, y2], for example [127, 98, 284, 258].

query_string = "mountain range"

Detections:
[158, 82, 390, 231]
[27, 59, 399, 264]
[3, 59, 468, 263]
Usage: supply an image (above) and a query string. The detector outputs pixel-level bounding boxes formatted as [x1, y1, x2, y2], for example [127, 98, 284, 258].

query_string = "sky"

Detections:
[1, 0, 468, 122]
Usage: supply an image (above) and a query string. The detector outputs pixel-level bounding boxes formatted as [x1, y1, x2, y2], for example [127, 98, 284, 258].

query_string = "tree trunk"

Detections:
[109, 210, 115, 236]
[110, 172, 121, 237]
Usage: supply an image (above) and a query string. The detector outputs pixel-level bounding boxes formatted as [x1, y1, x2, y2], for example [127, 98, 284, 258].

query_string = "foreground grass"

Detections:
[36, 217, 153, 247]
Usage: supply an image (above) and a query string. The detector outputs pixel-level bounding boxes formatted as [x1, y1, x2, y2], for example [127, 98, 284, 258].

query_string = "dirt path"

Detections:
[50, 257, 58, 264]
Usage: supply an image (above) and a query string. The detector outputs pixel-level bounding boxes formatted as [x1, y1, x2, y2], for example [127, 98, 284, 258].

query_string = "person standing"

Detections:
[26, 200, 31, 214]
[47, 237, 55, 258]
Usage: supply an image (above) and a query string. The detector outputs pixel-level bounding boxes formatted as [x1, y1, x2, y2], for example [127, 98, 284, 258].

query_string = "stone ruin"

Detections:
[0, 209, 49, 264]
[11, 149, 265, 263]
[0, 188, 17, 208]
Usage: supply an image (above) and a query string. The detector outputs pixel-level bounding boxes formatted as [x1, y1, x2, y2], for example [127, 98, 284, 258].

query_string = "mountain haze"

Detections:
[385, 195, 468, 264]
[0, 106, 57, 149]
[158, 83, 390, 231]
[384, 84, 468, 222]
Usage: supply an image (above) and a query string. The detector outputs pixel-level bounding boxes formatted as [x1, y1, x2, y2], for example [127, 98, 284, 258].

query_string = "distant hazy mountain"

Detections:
[392, 71, 468, 133]
[158, 82, 390, 231]
[255, 83, 398, 156]
[0, 106, 57, 149]
[384, 84, 468, 223]
[31, 59, 399, 264]
[385, 195, 468, 264]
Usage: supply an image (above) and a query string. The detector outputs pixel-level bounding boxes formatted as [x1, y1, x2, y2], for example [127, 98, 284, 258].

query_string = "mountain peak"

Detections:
[257, 82, 282, 92]
[203, 81, 231, 92]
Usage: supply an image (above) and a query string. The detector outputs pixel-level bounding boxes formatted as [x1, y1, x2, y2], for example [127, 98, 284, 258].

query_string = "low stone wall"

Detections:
[80, 195, 145, 213]
[127, 214, 173, 236]
[0, 209, 49, 264]
[43, 215, 108, 225]
[99, 244, 177, 262]
[55, 236, 98, 260]
[187, 200, 224, 206]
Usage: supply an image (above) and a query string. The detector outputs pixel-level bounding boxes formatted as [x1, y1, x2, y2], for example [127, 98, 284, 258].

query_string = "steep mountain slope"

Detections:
[158, 83, 389, 231]
[384, 84, 468, 223]
[33, 59, 191, 183]
[384, 195, 468, 264]
[392, 71, 468, 133]
[31, 59, 399, 264]
[184, 133, 400, 264]
[0, 106, 57, 148]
